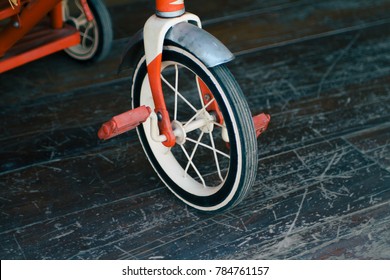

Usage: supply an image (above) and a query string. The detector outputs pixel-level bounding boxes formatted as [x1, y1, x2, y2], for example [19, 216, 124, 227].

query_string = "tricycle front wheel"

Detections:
[131, 46, 258, 212]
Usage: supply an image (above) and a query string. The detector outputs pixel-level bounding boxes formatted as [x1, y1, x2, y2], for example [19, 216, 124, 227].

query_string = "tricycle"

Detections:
[1, 0, 270, 213]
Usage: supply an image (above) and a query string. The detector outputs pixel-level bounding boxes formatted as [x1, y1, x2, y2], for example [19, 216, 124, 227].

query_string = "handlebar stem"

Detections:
[156, 0, 185, 18]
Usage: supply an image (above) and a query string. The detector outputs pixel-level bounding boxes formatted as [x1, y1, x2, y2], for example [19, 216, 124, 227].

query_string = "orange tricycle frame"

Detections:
[0, 0, 93, 73]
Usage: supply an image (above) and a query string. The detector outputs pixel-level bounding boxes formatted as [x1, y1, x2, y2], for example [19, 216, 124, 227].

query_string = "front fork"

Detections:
[143, 12, 202, 147]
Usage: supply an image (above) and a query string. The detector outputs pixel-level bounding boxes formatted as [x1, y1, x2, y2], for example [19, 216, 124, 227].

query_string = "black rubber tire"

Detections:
[131, 46, 258, 212]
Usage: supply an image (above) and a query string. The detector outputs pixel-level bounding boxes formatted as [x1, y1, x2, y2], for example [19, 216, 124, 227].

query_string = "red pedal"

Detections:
[253, 113, 270, 138]
[98, 106, 152, 140]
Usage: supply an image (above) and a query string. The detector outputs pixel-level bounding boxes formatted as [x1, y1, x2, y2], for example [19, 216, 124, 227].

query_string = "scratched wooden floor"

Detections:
[1, 0, 390, 260]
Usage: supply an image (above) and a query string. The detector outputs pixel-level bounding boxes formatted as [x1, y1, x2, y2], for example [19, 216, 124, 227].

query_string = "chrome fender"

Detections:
[119, 22, 235, 72]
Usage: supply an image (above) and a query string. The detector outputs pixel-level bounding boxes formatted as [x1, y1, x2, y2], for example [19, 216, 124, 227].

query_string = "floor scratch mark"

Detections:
[13, 234, 26, 260]
[98, 153, 114, 165]
[319, 153, 338, 181]
[211, 219, 244, 232]
[278, 188, 308, 251]
[317, 33, 360, 96]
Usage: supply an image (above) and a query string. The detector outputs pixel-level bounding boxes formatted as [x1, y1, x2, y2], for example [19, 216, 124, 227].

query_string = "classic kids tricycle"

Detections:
[98, 0, 270, 212]
[0, 0, 112, 73]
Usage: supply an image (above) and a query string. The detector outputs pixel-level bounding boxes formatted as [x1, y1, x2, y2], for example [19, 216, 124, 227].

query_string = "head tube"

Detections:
[155, 0, 185, 18]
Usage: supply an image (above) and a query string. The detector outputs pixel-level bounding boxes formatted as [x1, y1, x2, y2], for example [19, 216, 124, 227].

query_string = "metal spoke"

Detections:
[195, 76, 205, 107]
[75, 14, 88, 27]
[63, 0, 70, 19]
[209, 132, 223, 182]
[81, 23, 94, 48]
[174, 64, 179, 120]
[184, 131, 205, 175]
[75, 0, 84, 15]
[185, 137, 230, 159]
[208, 131, 224, 182]
[180, 145, 206, 187]
[161, 75, 198, 113]
[212, 121, 225, 129]
[183, 98, 214, 129]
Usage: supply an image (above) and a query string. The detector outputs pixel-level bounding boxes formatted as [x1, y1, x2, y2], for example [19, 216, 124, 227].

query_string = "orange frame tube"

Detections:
[147, 53, 176, 147]
[0, 1, 22, 21]
[156, 0, 185, 17]
[156, 0, 185, 13]
[143, 0, 190, 147]
[50, 2, 64, 29]
[0, 0, 62, 57]
[80, 0, 94, 22]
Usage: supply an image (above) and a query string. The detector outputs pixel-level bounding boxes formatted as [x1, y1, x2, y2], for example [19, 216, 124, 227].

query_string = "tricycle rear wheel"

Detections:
[62, 0, 112, 62]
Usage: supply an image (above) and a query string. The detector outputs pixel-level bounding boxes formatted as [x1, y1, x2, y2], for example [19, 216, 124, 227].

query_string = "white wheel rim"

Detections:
[62, 0, 99, 60]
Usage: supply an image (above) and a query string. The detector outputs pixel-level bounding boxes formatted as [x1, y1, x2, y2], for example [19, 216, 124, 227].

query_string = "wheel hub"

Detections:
[172, 110, 215, 145]
[172, 120, 186, 145]
[196, 110, 215, 133]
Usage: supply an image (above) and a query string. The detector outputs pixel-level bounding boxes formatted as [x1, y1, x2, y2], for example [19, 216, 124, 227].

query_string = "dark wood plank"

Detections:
[1, 138, 388, 259]
[0, 40, 130, 106]
[1, 133, 387, 259]
[108, 0, 303, 39]
[0, 141, 161, 233]
[225, 200, 390, 259]
[209, 0, 390, 54]
[345, 125, 390, 172]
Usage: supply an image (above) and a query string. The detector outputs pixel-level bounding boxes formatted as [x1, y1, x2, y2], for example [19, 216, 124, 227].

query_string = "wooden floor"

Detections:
[1, 0, 390, 260]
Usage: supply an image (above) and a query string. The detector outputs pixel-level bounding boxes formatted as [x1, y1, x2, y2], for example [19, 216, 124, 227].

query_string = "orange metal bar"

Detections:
[0, 3, 21, 21]
[145, 1, 188, 146]
[80, 0, 94, 22]
[197, 77, 224, 125]
[147, 54, 176, 147]
[156, 0, 185, 15]
[0, 0, 62, 57]
[0, 27, 80, 73]
[50, 2, 63, 29]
